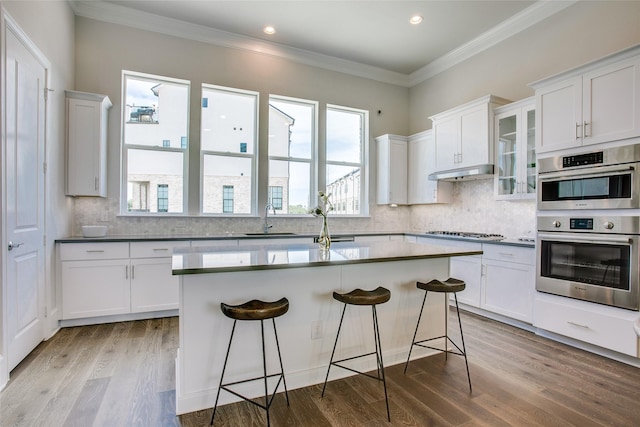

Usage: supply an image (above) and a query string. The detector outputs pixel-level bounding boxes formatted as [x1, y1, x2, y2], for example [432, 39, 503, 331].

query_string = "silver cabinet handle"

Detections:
[8, 241, 24, 251]
[584, 121, 589, 137]
[125, 265, 129, 279]
[153, 248, 170, 252]
[567, 321, 589, 329]
[131, 265, 135, 280]
[86, 250, 105, 253]
[575, 122, 581, 139]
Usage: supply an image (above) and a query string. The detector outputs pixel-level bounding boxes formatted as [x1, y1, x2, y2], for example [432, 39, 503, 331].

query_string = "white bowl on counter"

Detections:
[81, 225, 108, 238]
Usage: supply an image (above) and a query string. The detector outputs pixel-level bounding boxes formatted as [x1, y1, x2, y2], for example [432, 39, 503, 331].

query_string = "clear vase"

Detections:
[318, 217, 331, 250]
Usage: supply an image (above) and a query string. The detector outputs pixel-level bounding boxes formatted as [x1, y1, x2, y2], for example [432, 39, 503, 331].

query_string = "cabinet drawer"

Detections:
[534, 295, 638, 356]
[130, 241, 190, 258]
[59, 242, 129, 261]
[482, 244, 533, 265]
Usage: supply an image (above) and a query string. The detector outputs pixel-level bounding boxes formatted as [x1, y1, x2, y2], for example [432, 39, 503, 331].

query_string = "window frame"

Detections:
[268, 94, 318, 216]
[200, 83, 259, 216]
[120, 70, 190, 216]
[324, 104, 369, 216]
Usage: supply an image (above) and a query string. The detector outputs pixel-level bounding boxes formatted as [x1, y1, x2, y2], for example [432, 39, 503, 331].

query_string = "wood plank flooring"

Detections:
[1, 311, 639, 426]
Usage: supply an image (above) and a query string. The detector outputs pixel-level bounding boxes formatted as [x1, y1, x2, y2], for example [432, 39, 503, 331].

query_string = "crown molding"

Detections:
[409, 0, 579, 86]
[70, 0, 575, 89]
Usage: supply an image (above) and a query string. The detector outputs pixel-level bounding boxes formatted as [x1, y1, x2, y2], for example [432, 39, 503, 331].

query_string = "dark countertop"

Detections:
[56, 231, 535, 248]
[171, 240, 483, 275]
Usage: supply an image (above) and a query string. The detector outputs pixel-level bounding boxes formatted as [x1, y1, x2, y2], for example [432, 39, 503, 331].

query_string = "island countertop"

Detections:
[172, 240, 483, 275]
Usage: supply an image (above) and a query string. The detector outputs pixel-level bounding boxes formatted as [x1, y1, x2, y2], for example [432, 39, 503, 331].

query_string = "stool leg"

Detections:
[260, 320, 271, 427]
[321, 303, 347, 398]
[444, 292, 449, 361]
[404, 290, 428, 374]
[453, 293, 472, 393]
[211, 320, 237, 425]
[372, 305, 391, 422]
[272, 318, 290, 406]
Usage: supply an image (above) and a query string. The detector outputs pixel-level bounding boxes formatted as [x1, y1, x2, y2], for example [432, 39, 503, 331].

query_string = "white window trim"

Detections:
[268, 94, 318, 214]
[120, 70, 190, 216]
[200, 83, 259, 216]
[325, 103, 369, 217]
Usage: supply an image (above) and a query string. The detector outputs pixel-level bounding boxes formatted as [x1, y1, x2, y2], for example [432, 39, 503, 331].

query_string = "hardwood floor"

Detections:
[1, 311, 639, 426]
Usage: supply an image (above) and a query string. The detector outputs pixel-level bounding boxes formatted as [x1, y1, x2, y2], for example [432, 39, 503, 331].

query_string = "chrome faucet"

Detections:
[264, 203, 276, 233]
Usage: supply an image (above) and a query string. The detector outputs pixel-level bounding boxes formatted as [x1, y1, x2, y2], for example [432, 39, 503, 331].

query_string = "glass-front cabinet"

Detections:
[494, 97, 536, 200]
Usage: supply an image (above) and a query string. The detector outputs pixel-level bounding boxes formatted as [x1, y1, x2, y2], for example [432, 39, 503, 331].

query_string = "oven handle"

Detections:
[538, 164, 634, 182]
[538, 232, 632, 245]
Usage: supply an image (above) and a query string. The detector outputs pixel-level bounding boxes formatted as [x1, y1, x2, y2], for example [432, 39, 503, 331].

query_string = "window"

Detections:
[122, 71, 189, 214]
[157, 184, 168, 212]
[268, 186, 283, 210]
[325, 105, 368, 215]
[222, 185, 234, 213]
[201, 84, 258, 214]
[268, 96, 316, 214]
[181, 136, 188, 149]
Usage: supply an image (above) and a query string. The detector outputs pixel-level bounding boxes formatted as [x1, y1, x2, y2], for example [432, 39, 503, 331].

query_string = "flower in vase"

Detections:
[309, 191, 334, 218]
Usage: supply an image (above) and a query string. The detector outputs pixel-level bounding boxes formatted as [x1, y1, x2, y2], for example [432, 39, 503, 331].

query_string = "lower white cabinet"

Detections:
[481, 244, 535, 323]
[414, 237, 535, 322]
[59, 240, 189, 320]
[61, 258, 130, 319]
[534, 293, 638, 357]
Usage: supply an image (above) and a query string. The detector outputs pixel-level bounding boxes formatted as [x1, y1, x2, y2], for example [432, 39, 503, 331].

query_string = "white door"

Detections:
[4, 22, 47, 371]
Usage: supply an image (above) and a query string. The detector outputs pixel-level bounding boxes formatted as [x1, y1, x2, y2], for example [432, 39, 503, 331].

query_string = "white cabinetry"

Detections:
[130, 241, 190, 313]
[59, 240, 188, 321]
[531, 46, 640, 154]
[430, 95, 510, 172]
[60, 243, 130, 319]
[408, 130, 452, 204]
[376, 134, 407, 205]
[535, 293, 639, 356]
[65, 90, 111, 197]
[494, 98, 536, 200]
[481, 244, 534, 323]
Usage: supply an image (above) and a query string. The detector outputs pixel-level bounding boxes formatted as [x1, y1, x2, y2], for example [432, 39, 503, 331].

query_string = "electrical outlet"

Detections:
[311, 320, 323, 340]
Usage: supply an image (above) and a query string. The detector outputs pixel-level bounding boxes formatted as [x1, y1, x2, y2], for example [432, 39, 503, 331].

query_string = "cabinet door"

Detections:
[61, 259, 130, 319]
[459, 104, 490, 167]
[450, 256, 482, 308]
[583, 57, 640, 146]
[376, 135, 407, 205]
[131, 258, 178, 313]
[495, 111, 518, 198]
[523, 107, 537, 197]
[434, 115, 458, 171]
[536, 77, 582, 153]
[408, 137, 426, 204]
[483, 259, 534, 323]
[67, 98, 103, 196]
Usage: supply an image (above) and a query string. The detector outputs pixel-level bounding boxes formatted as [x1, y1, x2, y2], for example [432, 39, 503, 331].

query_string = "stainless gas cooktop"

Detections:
[425, 231, 505, 241]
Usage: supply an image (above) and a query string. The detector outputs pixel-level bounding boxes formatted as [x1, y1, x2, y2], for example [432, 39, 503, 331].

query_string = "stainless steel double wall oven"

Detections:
[537, 144, 640, 311]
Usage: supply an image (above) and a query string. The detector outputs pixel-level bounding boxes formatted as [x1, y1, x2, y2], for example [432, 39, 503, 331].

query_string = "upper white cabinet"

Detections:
[376, 134, 408, 205]
[494, 97, 536, 200]
[407, 130, 452, 204]
[531, 46, 640, 154]
[66, 90, 112, 197]
[430, 95, 511, 172]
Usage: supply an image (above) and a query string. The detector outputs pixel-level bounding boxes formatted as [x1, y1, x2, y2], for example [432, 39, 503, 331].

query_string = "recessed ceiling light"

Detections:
[409, 15, 423, 25]
[263, 26, 276, 35]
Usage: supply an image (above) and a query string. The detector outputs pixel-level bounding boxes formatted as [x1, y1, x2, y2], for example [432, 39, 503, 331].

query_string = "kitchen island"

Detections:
[172, 240, 482, 415]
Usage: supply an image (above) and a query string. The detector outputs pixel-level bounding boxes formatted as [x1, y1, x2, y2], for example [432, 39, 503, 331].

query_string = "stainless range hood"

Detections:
[428, 164, 494, 181]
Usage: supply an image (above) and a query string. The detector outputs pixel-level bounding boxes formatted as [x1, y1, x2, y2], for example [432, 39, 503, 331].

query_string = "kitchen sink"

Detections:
[243, 232, 298, 236]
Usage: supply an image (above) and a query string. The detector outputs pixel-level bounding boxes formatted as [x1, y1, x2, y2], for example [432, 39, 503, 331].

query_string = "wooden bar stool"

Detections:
[321, 286, 391, 422]
[404, 278, 472, 392]
[210, 297, 290, 426]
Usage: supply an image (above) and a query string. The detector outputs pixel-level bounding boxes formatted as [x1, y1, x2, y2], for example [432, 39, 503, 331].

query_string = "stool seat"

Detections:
[332, 286, 390, 306]
[417, 278, 466, 293]
[221, 297, 289, 321]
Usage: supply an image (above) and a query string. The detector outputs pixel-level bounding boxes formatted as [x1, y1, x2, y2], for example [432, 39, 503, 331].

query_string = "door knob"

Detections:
[8, 241, 24, 251]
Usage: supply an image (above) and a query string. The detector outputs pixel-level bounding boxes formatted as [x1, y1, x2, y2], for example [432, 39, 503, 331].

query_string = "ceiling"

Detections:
[72, 1, 575, 86]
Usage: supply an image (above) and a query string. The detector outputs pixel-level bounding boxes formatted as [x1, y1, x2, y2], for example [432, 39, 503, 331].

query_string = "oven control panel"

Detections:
[538, 216, 640, 234]
[562, 151, 604, 168]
